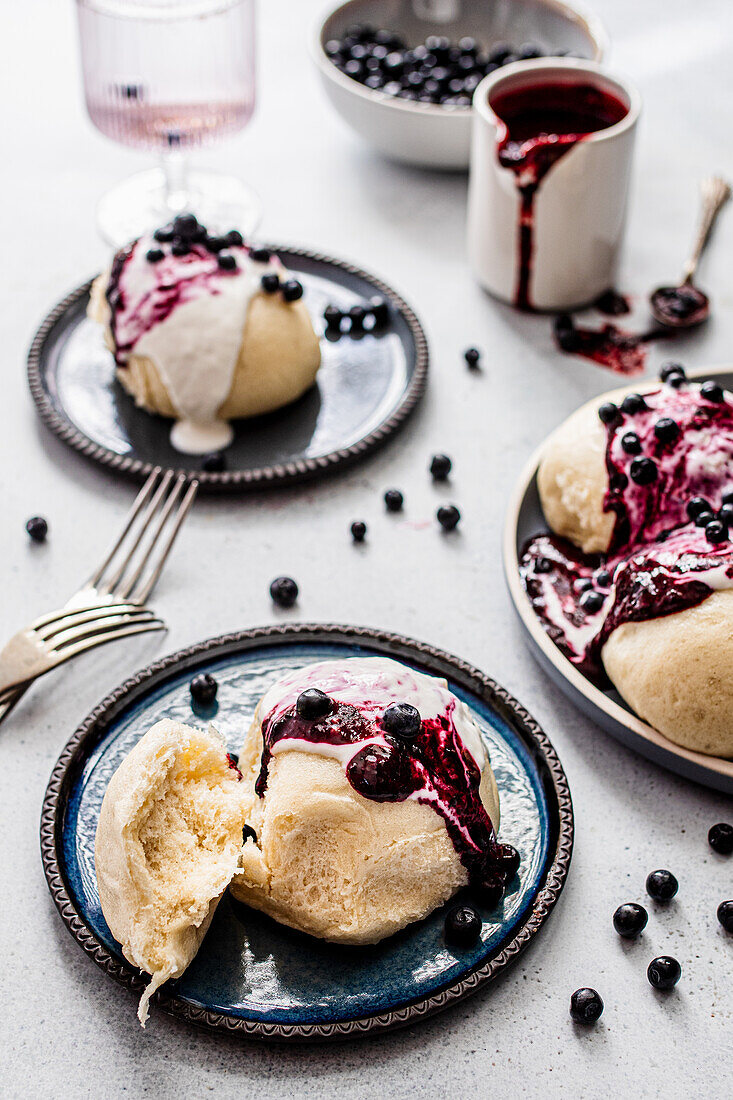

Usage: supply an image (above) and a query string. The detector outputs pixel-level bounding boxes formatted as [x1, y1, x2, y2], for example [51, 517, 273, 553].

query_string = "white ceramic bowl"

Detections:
[312, 0, 608, 170]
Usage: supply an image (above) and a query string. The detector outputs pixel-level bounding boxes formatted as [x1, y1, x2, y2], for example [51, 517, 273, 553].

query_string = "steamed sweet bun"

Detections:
[88, 217, 321, 454]
[602, 591, 733, 757]
[229, 657, 502, 945]
[529, 371, 733, 758]
[94, 719, 248, 1024]
[537, 398, 615, 554]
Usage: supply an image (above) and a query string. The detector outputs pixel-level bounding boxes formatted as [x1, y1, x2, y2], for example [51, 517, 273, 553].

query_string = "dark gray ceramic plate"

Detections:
[503, 368, 733, 795]
[27, 248, 428, 490]
[41, 624, 573, 1041]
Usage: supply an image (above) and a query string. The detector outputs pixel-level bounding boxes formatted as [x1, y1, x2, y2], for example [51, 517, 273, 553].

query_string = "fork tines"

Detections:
[86, 468, 199, 606]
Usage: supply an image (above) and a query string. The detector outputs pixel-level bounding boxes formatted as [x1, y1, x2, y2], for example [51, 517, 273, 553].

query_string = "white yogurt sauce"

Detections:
[259, 656, 489, 771]
[110, 237, 278, 454]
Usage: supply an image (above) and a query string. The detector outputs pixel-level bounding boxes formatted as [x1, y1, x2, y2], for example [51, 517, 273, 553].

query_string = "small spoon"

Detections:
[650, 175, 730, 329]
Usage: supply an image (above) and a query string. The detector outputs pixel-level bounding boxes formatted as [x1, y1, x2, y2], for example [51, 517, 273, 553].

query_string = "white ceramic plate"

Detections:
[503, 367, 733, 795]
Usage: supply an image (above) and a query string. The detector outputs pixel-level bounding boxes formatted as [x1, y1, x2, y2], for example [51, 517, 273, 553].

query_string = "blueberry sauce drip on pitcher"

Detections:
[492, 81, 628, 310]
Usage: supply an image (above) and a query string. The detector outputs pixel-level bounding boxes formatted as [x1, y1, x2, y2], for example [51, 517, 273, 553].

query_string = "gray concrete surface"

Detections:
[1, 1, 731, 1096]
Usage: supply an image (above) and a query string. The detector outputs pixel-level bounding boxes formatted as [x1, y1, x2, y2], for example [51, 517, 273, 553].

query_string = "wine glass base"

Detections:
[96, 168, 262, 247]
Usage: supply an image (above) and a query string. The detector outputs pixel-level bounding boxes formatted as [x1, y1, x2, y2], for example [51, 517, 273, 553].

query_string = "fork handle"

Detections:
[0, 683, 30, 727]
[0, 633, 49, 695]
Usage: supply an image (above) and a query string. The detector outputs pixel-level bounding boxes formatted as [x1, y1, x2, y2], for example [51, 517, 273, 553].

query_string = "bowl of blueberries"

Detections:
[313, 0, 608, 169]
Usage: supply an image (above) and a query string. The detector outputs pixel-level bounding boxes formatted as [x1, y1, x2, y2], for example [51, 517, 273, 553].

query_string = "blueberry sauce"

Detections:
[492, 81, 628, 310]
[226, 752, 243, 779]
[105, 233, 277, 366]
[651, 284, 709, 327]
[554, 313, 653, 376]
[521, 377, 733, 680]
[254, 662, 510, 892]
[594, 289, 631, 316]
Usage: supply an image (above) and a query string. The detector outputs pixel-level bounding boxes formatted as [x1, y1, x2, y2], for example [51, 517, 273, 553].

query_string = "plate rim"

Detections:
[27, 245, 429, 491]
[503, 367, 733, 793]
[40, 622, 574, 1042]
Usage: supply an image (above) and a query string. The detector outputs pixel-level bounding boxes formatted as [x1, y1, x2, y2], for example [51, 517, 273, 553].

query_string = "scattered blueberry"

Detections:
[554, 313, 579, 352]
[445, 905, 482, 947]
[621, 392, 647, 415]
[350, 520, 367, 542]
[647, 956, 681, 990]
[694, 509, 715, 528]
[154, 225, 174, 242]
[171, 239, 190, 256]
[701, 380, 725, 403]
[535, 556, 553, 574]
[706, 520, 728, 544]
[621, 432, 641, 455]
[496, 843, 521, 878]
[687, 496, 711, 521]
[660, 361, 686, 383]
[430, 453, 452, 480]
[205, 235, 227, 252]
[630, 457, 658, 485]
[190, 673, 217, 706]
[654, 417, 680, 444]
[324, 305, 342, 329]
[384, 489, 404, 512]
[249, 246, 271, 263]
[348, 304, 367, 328]
[217, 253, 237, 271]
[719, 503, 733, 526]
[270, 576, 298, 608]
[25, 516, 48, 542]
[595, 569, 612, 588]
[464, 347, 481, 368]
[282, 279, 304, 302]
[569, 988, 604, 1024]
[242, 824, 258, 843]
[610, 471, 628, 492]
[173, 213, 200, 239]
[708, 823, 733, 855]
[474, 874, 506, 908]
[382, 702, 422, 741]
[201, 451, 226, 473]
[722, 487, 733, 507]
[261, 273, 280, 293]
[579, 589, 604, 614]
[296, 688, 332, 720]
[718, 900, 733, 932]
[370, 296, 390, 327]
[646, 869, 678, 901]
[437, 504, 461, 530]
[225, 229, 244, 247]
[613, 902, 648, 938]
[598, 402, 619, 425]
[146, 248, 164, 263]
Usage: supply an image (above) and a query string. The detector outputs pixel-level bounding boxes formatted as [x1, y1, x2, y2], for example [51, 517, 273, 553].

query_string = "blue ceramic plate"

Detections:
[27, 247, 428, 492]
[41, 624, 573, 1040]
[503, 367, 733, 795]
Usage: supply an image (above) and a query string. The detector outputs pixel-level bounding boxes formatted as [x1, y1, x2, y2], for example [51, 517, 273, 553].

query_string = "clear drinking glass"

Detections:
[75, 0, 259, 246]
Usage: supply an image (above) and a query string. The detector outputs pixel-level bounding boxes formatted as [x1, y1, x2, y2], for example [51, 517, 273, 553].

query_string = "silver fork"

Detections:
[0, 468, 198, 725]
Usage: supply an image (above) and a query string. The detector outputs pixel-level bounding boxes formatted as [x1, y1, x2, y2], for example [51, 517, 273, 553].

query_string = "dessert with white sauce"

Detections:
[89, 214, 321, 454]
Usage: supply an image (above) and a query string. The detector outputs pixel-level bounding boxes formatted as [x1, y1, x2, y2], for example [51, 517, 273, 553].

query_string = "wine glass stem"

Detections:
[162, 150, 190, 215]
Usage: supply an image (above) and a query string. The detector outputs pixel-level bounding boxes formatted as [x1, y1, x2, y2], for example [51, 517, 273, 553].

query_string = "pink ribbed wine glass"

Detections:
[76, 0, 259, 246]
